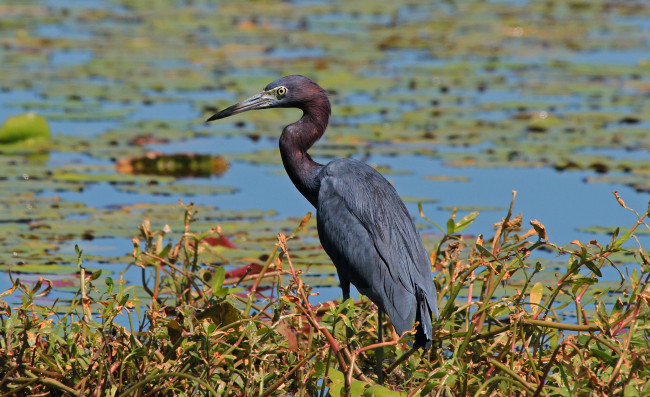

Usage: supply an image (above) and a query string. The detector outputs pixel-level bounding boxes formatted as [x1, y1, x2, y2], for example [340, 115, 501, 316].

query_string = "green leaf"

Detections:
[334, 297, 355, 315]
[475, 243, 494, 258]
[212, 287, 231, 297]
[132, 288, 141, 324]
[158, 243, 172, 259]
[195, 301, 241, 327]
[596, 301, 608, 323]
[584, 261, 603, 278]
[119, 294, 130, 306]
[613, 228, 633, 249]
[590, 348, 616, 365]
[213, 266, 225, 292]
[313, 361, 326, 379]
[105, 277, 114, 293]
[491, 306, 510, 318]
[88, 269, 103, 281]
[328, 369, 345, 397]
[611, 298, 624, 317]
[0, 112, 51, 143]
[446, 209, 457, 234]
[364, 384, 407, 396]
[443, 374, 457, 386]
[350, 379, 368, 396]
[5, 311, 18, 334]
[631, 268, 639, 288]
[454, 211, 478, 233]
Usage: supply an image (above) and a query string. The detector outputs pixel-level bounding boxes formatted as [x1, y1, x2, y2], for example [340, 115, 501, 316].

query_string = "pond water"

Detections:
[0, 0, 648, 314]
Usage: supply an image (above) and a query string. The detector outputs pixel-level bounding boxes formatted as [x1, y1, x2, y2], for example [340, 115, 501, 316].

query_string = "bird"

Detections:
[207, 75, 439, 375]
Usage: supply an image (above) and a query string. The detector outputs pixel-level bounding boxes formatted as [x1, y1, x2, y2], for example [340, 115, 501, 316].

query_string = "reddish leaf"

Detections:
[224, 263, 263, 279]
[203, 236, 237, 249]
[276, 320, 298, 350]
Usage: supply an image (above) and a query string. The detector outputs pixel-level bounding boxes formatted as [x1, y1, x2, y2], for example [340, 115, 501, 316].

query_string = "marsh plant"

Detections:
[1, 194, 649, 396]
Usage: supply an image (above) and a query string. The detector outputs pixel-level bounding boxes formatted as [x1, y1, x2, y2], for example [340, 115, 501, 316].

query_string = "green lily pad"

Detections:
[0, 112, 51, 144]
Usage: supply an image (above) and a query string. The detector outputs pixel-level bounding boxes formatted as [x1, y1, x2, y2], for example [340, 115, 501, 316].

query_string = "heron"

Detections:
[207, 75, 438, 379]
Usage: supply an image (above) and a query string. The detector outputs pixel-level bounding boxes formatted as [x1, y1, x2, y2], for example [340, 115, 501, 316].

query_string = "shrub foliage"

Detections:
[1, 194, 649, 396]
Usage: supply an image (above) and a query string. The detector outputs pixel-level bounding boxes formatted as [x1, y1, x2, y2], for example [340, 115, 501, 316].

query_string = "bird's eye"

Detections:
[276, 86, 287, 97]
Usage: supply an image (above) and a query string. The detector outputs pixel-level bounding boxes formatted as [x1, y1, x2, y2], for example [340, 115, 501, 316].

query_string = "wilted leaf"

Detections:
[529, 282, 544, 314]
[530, 219, 547, 241]
[195, 300, 241, 328]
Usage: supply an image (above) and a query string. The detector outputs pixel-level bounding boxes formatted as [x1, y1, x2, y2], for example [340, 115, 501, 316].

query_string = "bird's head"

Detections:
[206, 75, 328, 122]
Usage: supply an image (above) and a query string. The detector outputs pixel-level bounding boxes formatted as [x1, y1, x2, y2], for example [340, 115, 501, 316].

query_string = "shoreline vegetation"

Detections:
[1, 193, 649, 396]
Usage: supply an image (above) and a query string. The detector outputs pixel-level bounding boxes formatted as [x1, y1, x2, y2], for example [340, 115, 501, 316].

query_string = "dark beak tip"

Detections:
[206, 114, 220, 122]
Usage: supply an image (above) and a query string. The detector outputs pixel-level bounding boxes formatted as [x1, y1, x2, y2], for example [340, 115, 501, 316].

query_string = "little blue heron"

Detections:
[207, 75, 439, 377]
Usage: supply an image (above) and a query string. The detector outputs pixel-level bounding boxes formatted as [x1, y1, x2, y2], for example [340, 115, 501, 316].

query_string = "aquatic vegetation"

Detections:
[0, 0, 649, 393]
[1, 198, 648, 395]
[0, 0, 648, 289]
[116, 152, 230, 177]
[0, 112, 50, 144]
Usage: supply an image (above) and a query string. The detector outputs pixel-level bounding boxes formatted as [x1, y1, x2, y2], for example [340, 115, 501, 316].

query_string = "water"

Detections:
[2, 84, 648, 308]
[1, 0, 649, 314]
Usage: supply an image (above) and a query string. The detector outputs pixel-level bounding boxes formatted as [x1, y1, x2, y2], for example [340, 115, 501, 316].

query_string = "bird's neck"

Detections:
[279, 102, 330, 208]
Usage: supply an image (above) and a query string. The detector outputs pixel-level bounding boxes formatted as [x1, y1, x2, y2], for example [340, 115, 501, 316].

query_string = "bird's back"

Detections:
[316, 158, 438, 347]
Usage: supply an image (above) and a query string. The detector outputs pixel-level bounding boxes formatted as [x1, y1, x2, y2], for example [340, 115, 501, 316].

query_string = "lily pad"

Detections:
[116, 152, 230, 177]
[0, 112, 51, 144]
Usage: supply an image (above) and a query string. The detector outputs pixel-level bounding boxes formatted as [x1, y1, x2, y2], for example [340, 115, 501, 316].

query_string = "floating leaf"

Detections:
[0, 113, 51, 144]
[423, 175, 470, 182]
[116, 152, 230, 177]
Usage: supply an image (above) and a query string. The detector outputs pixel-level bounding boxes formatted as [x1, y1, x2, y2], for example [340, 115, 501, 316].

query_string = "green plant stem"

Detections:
[319, 347, 332, 397]
[487, 359, 537, 395]
[607, 306, 638, 390]
[471, 324, 511, 341]
[475, 375, 535, 397]
[521, 319, 599, 332]
[23, 371, 81, 397]
[0, 365, 20, 390]
[518, 327, 541, 385]
[385, 346, 417, 375]
[533, 341, 575, 397]
[0, 378, 39, 397]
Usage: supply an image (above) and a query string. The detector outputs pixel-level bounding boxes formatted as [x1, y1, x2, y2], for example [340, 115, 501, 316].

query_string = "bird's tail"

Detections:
[414, 284, 436, 349]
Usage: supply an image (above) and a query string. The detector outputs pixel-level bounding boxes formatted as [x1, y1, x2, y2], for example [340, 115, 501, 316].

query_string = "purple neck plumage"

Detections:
[279, 92, 331, 208]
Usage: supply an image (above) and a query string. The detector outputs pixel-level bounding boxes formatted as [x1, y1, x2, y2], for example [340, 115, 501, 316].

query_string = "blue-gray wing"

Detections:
[316, 159, 438, 347]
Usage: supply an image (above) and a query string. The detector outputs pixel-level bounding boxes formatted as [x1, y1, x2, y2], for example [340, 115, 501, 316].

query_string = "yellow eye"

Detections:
[277, 86, 287, 97]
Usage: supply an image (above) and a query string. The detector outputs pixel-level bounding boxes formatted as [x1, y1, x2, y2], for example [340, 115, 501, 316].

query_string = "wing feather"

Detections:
[316, 159, 438, 345]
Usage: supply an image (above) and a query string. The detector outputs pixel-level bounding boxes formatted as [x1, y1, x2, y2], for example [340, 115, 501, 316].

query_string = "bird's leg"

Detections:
[340, 281, 353, 341]
[376, 309, 384, 385]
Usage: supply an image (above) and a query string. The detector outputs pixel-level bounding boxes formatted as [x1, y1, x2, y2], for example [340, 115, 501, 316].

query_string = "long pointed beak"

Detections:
[206, 91, 275, 122]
